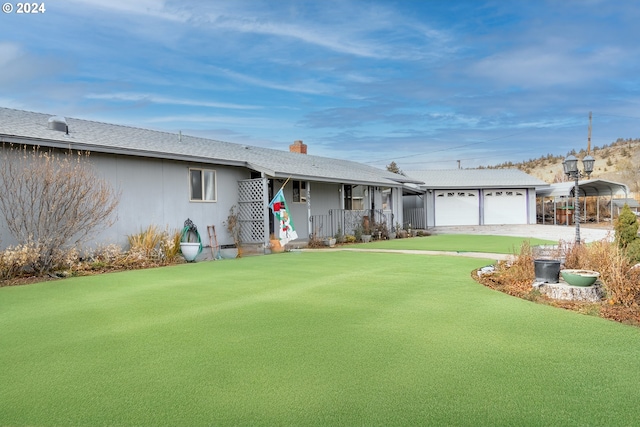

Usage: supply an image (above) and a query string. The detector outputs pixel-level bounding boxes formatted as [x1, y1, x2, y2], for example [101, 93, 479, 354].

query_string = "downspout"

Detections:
[479, 189, 484, 225]
[306, 181, 311, 239]
[526, 188, 530, 224]
[261, 173, 269, 252]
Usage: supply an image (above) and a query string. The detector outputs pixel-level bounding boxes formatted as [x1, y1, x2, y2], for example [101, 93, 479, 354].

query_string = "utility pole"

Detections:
[587, 111, 592, 154]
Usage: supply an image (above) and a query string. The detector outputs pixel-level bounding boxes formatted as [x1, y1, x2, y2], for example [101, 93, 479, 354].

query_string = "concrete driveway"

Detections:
[428, 224, 614, 243]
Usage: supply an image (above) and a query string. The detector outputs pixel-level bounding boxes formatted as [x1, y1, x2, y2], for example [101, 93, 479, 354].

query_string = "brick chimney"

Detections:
[289, 140, 307, 154]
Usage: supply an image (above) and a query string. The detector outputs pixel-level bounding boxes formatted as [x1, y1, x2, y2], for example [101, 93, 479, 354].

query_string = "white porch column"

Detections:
[306, 181, 311, 239]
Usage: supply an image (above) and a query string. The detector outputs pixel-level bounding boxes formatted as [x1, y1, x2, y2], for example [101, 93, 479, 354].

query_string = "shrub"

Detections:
[614, 204, 638, 249]
[126, 225, 183, 267]
[371, 222, 389, 240]
[307, 234, 325, 248]
[477, 241, 535, 297]
[563, 240, 639, 307]
[84, 244, 125, 271]
[0, 243, 41, 280]
[344, 235, 357, 244]
[160, 229, 182, 263]
[0, 144, 119, 274]
[626, 239, 640, 264]
[128, 225, 164, 258]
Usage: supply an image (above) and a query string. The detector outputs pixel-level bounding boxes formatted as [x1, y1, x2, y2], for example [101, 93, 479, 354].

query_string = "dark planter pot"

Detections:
[534, 259, 561, 283]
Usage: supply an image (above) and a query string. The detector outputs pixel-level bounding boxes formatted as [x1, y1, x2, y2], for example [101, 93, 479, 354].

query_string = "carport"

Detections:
[536, 179, 629, 225]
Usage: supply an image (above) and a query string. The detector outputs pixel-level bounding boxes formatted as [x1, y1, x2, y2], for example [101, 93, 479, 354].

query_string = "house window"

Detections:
[382, 187, 392, 210]
[344, 185, 365, 210]
[190, 168, 216, 202]
[293, 180, 307, 203]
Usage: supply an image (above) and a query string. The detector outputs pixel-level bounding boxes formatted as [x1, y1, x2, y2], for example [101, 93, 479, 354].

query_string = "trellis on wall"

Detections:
[237, 178, 267, 243]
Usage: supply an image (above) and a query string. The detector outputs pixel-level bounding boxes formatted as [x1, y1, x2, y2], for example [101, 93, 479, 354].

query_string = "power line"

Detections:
[596, 113, 640, 120]
[363, 130, 532, 164]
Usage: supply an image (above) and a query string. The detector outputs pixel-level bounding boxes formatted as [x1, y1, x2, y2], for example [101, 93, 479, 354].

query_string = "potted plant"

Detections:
[323, 236, 337, 247]
[222, 205, 242, 258]
[180, 218, 201, 262]
[361, 216, 372, 243]
[270, 233, 284, 253]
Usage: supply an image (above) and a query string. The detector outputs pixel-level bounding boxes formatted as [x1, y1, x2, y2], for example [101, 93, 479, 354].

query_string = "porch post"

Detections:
[262, 174, 269, 249]
[306, 181, 311, 239]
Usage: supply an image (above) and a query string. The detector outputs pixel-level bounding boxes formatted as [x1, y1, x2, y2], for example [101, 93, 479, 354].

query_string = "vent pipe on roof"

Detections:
[178, 130, 182, 143]
[48, 116, 68, 133]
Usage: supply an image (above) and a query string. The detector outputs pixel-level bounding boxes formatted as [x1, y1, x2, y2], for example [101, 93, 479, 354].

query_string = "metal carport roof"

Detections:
[535, 179, 629, 198]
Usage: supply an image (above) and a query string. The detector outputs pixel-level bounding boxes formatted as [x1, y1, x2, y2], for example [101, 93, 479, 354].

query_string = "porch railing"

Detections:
[404, 208, 426, 229]
[310, 209, 393, 238]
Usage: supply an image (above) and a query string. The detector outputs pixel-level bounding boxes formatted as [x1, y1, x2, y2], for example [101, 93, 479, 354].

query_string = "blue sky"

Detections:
[1, 0, 639, 170]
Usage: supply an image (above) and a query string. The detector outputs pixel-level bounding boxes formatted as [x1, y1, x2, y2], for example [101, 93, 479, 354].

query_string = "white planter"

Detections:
[220, 246, 239, 259]
[323, 238, 336, 247]
[361, 234, 372, 243]
[180, 242, 200, 262]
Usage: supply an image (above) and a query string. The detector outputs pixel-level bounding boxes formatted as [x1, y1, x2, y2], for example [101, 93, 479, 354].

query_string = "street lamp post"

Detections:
[562, 154, 595, 244]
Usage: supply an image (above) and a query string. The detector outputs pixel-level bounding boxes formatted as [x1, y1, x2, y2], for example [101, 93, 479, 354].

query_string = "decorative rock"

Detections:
[534, 281, 604, 302]
[477, 265, 496, 277]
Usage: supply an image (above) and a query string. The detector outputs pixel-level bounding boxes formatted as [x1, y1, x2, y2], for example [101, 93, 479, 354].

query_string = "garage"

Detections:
[434, 190, 480, 226]
[403, 169, 548, 228]
[483, 189, 528, 225]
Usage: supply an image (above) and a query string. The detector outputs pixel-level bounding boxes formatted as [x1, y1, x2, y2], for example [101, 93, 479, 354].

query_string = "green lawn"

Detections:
[352, 234, 555, 253]
[2, 251, 639, 426]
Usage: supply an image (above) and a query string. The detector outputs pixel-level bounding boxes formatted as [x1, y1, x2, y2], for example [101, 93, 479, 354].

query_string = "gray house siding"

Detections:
[93, 153, 252, 248]
[0, 149, 252, 251]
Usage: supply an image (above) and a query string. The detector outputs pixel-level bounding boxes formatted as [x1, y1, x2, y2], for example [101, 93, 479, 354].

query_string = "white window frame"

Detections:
[293, 180, 307, 203]
[189, 168, 217, 202]
[381, 187, 392, 211]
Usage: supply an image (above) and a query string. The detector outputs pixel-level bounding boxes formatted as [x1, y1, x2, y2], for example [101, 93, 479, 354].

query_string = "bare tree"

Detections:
[0, 144, 120, 273]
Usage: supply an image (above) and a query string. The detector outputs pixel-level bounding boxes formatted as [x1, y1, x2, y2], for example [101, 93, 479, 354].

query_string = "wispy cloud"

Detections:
[67, 0, 188, 22]
[471, 47, 620, 88]
[206, 67, 337, 96]
[85, 92, 262, 110]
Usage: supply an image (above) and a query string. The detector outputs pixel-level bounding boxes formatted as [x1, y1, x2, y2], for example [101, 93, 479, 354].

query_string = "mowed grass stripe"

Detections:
[353, 234, 555, 253]
[1, 251, 639, 426]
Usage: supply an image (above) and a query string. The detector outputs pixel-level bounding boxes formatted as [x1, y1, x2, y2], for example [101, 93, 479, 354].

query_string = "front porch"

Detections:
[310, 209, 394, 239]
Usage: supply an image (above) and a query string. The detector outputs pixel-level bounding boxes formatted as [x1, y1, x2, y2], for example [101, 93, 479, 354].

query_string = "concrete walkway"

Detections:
[305, 224, 614, 261]
[428, 224, 613, 243]
[335, 247, 512, 261]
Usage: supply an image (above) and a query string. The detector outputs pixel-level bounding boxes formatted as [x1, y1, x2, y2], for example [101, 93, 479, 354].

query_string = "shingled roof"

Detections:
[405, 168, 548, 189]
[0, 107, 419, 187]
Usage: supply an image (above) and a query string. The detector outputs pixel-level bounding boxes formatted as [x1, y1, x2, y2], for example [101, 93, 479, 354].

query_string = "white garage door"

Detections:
[434, 190, 480, 226]
[483, 189, 527, 225]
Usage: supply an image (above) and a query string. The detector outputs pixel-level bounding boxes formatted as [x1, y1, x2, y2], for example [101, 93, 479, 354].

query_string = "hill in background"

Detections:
[482, 138, 640, 194]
